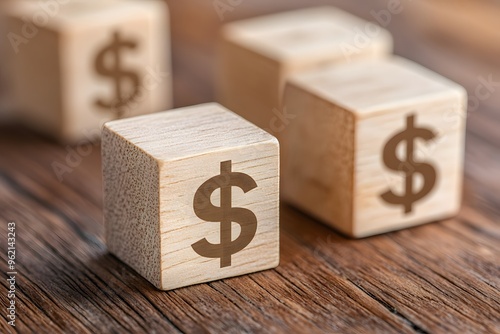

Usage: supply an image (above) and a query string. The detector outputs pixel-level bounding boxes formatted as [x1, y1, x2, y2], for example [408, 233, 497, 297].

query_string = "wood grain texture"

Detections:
[283, 57, 467, 237]
[103, 103, 280, 290]
[3, 0, 172, 143]
[216, 6, 393, 141]
[0, 0, 499, 332]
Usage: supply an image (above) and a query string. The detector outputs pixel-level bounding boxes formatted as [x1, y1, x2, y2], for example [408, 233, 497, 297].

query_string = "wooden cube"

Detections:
[283, 57, 467, 238]
[0, 17, 10, 118]
[102, 103, 280, 290]
[216, 6, 393, 139]
[0, 3, 13, 118]
[4, 0, 172, 142]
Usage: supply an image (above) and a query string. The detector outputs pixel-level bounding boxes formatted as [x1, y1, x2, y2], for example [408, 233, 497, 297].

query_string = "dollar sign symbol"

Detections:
[381, 114, 437, 214]
[94, 31, 140, 118]
[192, 160, 258, 268]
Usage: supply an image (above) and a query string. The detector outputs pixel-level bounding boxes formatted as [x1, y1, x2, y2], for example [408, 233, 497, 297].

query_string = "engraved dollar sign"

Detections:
[381, 114, 437, 214]
[192, 160, 258, 268]
[94, 31, 140, 118]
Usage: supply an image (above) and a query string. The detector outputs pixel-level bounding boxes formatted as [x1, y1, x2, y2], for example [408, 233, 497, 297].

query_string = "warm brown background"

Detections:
[1, 0, 499, 333]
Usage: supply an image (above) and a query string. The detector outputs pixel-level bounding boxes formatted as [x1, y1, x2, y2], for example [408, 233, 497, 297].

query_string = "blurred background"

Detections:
[1, 0, 500, 111]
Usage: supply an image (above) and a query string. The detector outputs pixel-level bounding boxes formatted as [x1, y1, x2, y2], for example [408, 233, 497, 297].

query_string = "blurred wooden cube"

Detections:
[3, 0, 171, 142]
[283, 57, 467, 238]
[216, 6, 393, 140]
[0, 5, 12, 119]
[102, 103, 280, 290]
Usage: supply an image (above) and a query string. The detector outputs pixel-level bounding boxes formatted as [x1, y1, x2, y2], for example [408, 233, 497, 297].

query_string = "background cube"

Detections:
[0, 4, 12, 120]
[283, 57, 467, 238]
[102, 103, 280, 290]
[3, 0, 172, 142]
[216, 6, 393, 139]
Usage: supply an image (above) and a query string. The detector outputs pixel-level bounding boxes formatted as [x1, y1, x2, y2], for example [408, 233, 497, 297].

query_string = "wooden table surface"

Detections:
[1, 1, 499, 333]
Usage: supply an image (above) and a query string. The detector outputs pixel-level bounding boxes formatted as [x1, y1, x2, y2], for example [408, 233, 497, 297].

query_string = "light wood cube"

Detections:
[102, 103, 280, 290]
[4, 0, 171, 142]
[0, 19, 9, 118]
[283, 57, 467, 238]
[216, 6, 393, 139]
[0, 3, 14, 118]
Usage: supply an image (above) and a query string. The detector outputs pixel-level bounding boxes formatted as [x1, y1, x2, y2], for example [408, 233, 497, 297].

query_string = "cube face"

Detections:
[282, 85, 356, 235]
[0, 13, 15, 118]
[5, 0, 171, 142]
[354, 96, 466, 237]
[159, 144, 279, 290]
[7, 19, 63, 134]
[283, 57, 467, 238]
[102, 127, 162, 288]
[217, 6, 392, 139]
[103, 103, 280, 290]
